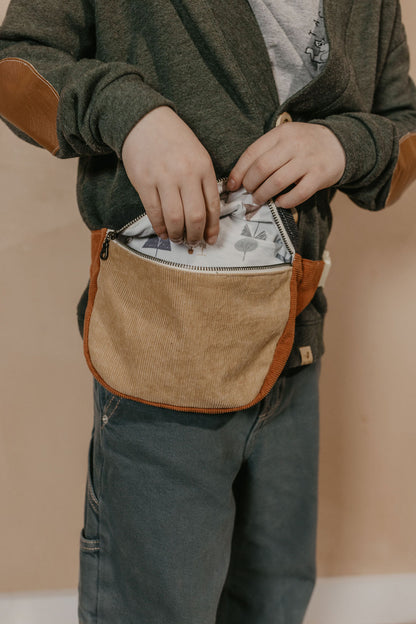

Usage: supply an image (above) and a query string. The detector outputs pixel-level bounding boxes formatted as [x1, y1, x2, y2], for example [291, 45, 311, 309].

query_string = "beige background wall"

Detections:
[1, 0, 415, 593]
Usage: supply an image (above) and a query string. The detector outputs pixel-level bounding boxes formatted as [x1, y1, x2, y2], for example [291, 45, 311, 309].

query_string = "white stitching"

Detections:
[87, 477, 99, 513]
[107, 398, 121, 421]
[80, 545, 100, 552]
[101, 394, 121, 428]
[104, 395, 115, 414]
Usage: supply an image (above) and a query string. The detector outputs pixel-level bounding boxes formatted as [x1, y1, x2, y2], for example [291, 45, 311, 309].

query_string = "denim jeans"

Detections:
[78, 358, 321, 624]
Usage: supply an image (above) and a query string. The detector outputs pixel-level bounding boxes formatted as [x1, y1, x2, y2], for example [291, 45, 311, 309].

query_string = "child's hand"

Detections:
[225, 122, 346, 208]
[121, 106, 220, 245]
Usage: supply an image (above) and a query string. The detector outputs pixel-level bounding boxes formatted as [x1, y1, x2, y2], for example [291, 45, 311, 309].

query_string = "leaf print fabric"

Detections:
[118, 182, 294, 269]
[235, 238, 258, 262]
[142, 236, 171, 258]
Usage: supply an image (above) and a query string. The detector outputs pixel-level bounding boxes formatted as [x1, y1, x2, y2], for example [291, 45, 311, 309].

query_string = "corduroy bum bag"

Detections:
[83, 178, 328, 414]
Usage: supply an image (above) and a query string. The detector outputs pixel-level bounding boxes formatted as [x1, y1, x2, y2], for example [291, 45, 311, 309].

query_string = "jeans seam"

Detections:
[101, 395, 121, 429]
[87, 474, 100, 514]
[257, 376, 286, 426]
[240, 402, 263, 462]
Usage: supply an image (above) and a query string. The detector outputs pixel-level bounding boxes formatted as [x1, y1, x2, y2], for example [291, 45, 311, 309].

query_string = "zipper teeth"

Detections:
[267, 198, 295, 256]
[100, 174, 295, 263]
[113, 238, 291, 272]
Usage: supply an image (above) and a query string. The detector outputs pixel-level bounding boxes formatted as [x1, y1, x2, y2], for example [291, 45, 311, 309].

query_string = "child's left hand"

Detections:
[225, 122, 346, 208]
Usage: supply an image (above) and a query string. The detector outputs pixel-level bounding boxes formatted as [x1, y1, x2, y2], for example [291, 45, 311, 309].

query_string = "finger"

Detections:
[201, 175, 221, 244]
[275, 174, 318, 209]
[139, 184, 168, 239]
[243, 149, 292, 196]
[180, 181, 206, 245]
[226, 126, 286, 191]
[250, 159, 304, 205]
[227, 123, 300, 190]
[157, 183, 185, 243]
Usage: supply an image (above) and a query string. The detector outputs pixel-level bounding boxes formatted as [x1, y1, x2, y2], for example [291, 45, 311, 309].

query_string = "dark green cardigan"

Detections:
[1, 0, 416, 369]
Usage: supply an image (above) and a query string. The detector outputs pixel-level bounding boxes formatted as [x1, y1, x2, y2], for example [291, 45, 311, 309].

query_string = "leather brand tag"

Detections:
[299, 346, 313, 365]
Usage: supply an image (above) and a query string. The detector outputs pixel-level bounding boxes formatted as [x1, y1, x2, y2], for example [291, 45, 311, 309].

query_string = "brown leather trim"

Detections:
[0, 57, 59, 154]
[386, 132, 416, 206]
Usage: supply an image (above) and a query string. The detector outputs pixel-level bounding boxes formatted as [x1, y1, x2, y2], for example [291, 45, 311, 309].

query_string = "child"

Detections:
[1, 1, 415, 622]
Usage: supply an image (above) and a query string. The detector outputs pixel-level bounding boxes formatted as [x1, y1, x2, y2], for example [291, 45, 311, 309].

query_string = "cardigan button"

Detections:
[275, 111, 292, 127]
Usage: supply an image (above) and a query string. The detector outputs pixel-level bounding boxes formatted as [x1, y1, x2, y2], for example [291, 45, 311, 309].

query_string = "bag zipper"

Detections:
[266, 197, 295, 256]
[100, 175, 295, 263]
[110, 243, 292, 273]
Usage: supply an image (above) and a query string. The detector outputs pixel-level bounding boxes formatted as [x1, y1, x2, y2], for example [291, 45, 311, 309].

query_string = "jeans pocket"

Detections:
[78, 431, 101, 623]
[83, 431, 101, 538]
[78, 529, 100, 623]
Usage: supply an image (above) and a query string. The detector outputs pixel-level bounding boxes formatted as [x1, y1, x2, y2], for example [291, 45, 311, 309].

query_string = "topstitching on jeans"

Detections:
[87, 469, 100, 514]
[100, 388, 121, 428]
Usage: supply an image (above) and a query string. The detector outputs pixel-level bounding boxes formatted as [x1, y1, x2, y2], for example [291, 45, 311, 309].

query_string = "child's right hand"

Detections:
[121, 106, 220, 245]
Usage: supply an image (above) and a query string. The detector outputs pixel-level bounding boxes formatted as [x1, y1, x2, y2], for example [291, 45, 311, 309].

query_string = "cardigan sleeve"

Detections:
[0, 0, 177, 159]
[309, 0, 416, 211]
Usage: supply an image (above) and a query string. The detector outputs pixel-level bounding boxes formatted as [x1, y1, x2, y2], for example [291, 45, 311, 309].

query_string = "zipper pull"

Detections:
[100, 230, 117, 260]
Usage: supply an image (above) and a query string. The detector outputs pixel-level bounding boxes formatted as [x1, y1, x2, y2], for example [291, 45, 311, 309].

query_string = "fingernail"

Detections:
[207, 235, 218, 245]
[227, 177, 237, 190]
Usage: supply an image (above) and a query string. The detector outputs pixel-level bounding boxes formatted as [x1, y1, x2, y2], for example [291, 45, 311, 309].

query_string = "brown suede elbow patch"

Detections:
[0, 56, 59, 154]
[386, 132, 416, 206]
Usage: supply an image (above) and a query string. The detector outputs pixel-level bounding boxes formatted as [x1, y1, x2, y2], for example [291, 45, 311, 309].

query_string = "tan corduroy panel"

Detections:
[87, 240, 293, 410]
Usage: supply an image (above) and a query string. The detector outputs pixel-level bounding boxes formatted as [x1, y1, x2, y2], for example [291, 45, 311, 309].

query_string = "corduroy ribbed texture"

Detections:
[83, 235, 324, 412]
[86, 239, 293, 411]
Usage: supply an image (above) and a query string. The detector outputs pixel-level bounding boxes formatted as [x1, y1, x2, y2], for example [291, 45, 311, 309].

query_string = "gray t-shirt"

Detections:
[247, 0, 329, 104]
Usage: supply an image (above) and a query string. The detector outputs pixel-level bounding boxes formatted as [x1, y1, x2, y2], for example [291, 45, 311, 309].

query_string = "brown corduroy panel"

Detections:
[295, 256, 325, 317]
[386, 132, 416, 206]
[0, 57, 59, 154]
[254, 253, 303, 399]
[257, 253, 323, 395]
[83, 227, 108, 365]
